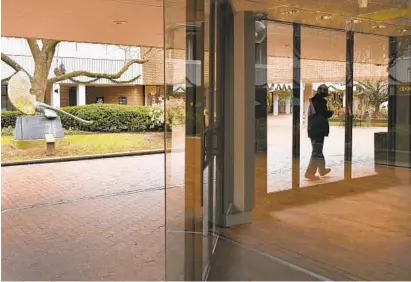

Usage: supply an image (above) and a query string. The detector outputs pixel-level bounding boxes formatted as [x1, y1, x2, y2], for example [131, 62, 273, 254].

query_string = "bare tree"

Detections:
[388, 36, 411, 75]
[116, 45, 140, 63]
[1, 39, 148, 103]
[356, 80, 388, 118]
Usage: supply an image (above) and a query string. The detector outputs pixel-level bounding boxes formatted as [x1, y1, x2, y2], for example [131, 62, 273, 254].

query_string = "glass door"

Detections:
[164, 0, 217, 280]
[202, 0, 218, 280]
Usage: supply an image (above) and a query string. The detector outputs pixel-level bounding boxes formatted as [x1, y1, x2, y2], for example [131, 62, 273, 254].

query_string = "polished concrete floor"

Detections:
[219, 167, 411, 281]
[208, 236, 322, 281]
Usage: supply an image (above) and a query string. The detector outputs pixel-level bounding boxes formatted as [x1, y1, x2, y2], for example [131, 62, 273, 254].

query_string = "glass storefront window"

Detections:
[301, 27, 346, 186]
[353, 34, 389, 178]
[266, 22, 293, 192]
[163, 2, 411, 281]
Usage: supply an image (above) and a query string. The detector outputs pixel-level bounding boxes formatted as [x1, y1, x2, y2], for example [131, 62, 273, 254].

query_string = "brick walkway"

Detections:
[2, 155, 167, 281]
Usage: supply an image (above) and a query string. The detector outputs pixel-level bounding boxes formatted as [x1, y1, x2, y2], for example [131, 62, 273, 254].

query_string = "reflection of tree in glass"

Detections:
[266, 92, 273, 113]
[1, 39, 149, 103]
[388, 37, 411, 76]
[166, 97, 185, 125]
[356, 80, 388, 119]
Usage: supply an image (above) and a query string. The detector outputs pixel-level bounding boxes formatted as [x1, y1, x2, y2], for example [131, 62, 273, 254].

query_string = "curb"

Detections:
[1, 149, 167, 167]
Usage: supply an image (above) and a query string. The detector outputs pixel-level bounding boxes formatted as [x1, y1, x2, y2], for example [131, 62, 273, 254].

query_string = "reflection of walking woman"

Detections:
[305, 84, 334, 180]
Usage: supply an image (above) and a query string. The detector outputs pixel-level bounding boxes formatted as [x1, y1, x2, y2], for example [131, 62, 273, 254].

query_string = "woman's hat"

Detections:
[317, 84, 329, 96]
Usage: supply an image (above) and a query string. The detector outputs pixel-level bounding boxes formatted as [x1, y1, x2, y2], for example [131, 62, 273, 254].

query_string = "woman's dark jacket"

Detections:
[307, 94, 334, 139]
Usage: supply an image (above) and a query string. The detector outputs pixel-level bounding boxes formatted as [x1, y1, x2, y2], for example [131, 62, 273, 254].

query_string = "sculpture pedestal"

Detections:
[12, 116, 68, 150]
[14, 115, 64, 140]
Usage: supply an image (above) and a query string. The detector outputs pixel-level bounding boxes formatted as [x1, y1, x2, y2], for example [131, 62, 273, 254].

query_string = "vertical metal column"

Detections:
[255, 22, 268, 154]
[292, 23, 301, 189]
[344, 31, 354, 180]
[215, 1, 234, 226]
[207, 0, 216, 230]
[388, 36, 397, 167]
[185, 0, 204, 280]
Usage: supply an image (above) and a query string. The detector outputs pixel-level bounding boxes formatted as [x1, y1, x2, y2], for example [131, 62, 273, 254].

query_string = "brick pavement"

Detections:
[2, 190, 165, 281]
[2, 154, 166, 211]
[2, 154, 168, 281]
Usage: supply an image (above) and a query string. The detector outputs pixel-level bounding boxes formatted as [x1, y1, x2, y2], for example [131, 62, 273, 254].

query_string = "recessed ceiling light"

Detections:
[316, 15, 332, 20]
[399, 28, 408, 32]
[372, 24, 386, 29]
[282, 9, 299, 15]
[349, 19, 362, 24]
[113, 20, 127, 25]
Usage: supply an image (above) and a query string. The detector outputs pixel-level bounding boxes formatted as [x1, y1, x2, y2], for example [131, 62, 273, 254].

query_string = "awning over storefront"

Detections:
[173, 84, 186, 93]
[268, 83, 292, 92]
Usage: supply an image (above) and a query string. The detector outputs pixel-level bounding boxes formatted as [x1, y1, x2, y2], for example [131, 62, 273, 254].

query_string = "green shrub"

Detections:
[1, 111, 22, 128]
[1, 126, 14, 136]
[59, 104, 165, 132]
[1, 104, 165, 133]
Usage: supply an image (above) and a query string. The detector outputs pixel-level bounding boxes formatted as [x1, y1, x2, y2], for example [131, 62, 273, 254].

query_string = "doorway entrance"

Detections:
[69, 87, 77, 106]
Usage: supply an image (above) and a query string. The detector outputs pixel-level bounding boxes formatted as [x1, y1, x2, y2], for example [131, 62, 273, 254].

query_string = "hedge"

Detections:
[1, 104, 165, 132]
[1, 110, 22, 128]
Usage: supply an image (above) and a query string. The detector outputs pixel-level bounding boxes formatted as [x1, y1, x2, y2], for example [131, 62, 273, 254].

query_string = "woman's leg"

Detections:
[316, 137, 325, 173]
[305, 138, 321, 178]
[317, 137, 331, 176]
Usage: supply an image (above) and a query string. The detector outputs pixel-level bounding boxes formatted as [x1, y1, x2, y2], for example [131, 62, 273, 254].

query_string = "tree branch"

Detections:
[1, 71, 18, 83]
[141, 47, 153, 59]
[26, 38, 41, 61]
[141, 47, 161, 60]
[48, 58, 148, 84]
[1, 52, 32, 78]
[42, 39, 60, 52]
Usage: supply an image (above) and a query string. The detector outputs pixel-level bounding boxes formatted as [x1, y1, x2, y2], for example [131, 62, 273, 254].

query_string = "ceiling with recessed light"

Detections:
[231, 0, 411, 36]
[2, 0, 164, 47]
[2, 0, 409, 48]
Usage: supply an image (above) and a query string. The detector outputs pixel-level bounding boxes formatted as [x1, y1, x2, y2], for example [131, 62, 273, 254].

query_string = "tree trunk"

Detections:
[374, 103, 380, 119]
[31, 46, 56, 102]
[31, 74, 49, 103]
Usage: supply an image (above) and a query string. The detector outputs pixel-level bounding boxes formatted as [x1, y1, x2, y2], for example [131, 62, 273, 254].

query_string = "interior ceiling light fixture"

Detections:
[113, 20, 127, 25]
[316, 15, 332, 20]
[282, 9, 299, 15]
[400, 28, 408, 32]
[349, 19, 362, 24]
[372, 24, 386, 29]
[358, 0, 368, 8]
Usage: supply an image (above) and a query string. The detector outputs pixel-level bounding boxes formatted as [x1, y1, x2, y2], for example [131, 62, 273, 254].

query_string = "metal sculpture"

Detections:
[8, 72, 93, 124]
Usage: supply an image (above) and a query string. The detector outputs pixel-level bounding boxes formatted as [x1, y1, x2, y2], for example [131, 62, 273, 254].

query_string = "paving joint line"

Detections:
[2, 185, 181, 213]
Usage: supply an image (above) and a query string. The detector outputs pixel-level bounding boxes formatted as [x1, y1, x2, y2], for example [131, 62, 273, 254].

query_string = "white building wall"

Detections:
[1, 37, 140, 60]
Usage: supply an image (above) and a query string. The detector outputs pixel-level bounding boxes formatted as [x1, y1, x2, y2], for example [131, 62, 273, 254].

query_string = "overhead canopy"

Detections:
[1, 0, 163, 47]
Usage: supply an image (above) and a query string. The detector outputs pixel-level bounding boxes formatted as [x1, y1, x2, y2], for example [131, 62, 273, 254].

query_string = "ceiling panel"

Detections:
[2, 0, 163, 47]
[232, 0, 411, 36]
[267, 21, 389, 64]
[3, 0, 409, 48]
